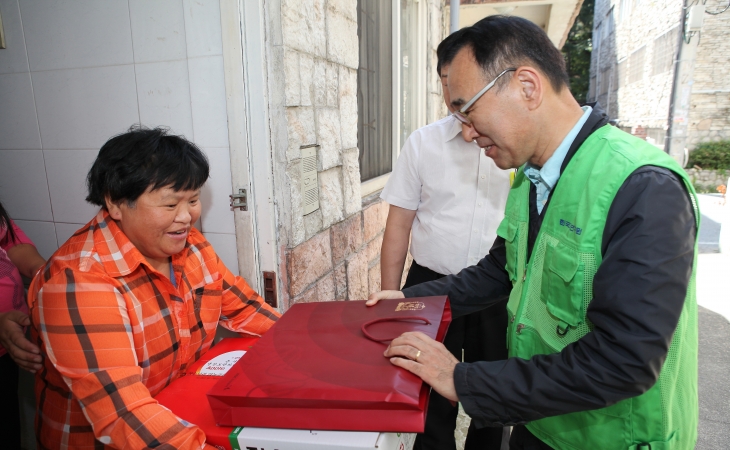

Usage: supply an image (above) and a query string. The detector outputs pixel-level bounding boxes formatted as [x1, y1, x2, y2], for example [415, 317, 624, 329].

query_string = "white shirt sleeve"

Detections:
[380, 131, 422, 210]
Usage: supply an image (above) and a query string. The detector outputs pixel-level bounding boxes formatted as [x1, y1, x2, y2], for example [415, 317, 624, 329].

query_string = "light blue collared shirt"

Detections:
[524, 106, 593, 214]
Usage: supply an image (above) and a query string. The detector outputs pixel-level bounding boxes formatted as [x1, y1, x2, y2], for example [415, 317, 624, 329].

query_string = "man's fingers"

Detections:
[387, 346, 459, 402]
[384, 341, 416, 360]
[365, 290, 405, 306]
[383, 333, 433, 364]
[389, 355, 422, 374]
[389, 331, 433, 349]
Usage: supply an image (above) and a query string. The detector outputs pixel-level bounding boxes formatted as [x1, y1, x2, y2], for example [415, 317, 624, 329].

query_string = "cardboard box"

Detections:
[155, 338, 414, 450]
[229, 427, 415, 450]
[155, 338, 258, 449]
[156, 372, 233, 449]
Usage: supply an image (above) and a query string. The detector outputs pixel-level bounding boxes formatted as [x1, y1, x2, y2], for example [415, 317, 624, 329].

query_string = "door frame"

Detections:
[220, 0, 278, 298]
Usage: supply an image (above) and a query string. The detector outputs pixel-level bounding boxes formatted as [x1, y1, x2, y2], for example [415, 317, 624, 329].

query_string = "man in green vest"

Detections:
[367, 16, 698, 450]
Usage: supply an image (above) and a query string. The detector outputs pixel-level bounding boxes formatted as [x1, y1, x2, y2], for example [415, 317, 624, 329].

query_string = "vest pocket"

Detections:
[497, 218, 519, 283]
[542, 242, 585, 333]
[628, 432, 678, 450]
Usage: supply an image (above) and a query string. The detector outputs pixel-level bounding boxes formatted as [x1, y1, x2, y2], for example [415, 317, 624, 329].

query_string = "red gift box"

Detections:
[155, 337, 259, 450]
[207, 297, 452, 433]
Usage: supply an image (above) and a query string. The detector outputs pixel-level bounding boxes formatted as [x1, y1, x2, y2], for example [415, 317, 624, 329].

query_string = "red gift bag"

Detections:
[207, 297, 451, 432]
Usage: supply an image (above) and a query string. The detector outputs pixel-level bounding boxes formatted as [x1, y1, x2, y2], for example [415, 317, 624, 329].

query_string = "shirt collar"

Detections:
[524, 105, 593, 189]
[445, 114, 465, 143]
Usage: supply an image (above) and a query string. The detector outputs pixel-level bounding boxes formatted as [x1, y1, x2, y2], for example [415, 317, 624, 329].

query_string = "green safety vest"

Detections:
[497, 125, 699, 450]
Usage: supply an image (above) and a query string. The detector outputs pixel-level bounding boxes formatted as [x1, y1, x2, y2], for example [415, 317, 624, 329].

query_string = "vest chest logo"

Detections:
[559, 219, 582, 235]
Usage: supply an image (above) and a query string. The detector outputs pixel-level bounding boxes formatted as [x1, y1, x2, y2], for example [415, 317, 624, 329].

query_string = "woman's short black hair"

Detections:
[0, 200, 17, 243]
[86, 125, 210, 208]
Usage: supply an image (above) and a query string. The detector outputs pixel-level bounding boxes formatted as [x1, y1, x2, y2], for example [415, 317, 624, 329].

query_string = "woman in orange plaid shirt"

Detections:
[17, 126, 280, 449]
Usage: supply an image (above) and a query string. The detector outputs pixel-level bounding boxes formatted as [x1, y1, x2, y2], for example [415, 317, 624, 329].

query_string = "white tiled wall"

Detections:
[0, 72, 40, 149]
[0, 149, 52, 221]
[0, 0, 28, 74]
[33, 65, 140, 150]
[0, 0, 238, 275]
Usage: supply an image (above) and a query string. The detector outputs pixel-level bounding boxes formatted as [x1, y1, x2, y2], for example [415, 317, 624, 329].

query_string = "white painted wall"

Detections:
[0, 0, 240, 274]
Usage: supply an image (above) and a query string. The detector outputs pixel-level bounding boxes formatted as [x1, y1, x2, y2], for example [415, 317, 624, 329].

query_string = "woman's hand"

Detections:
[0, 311, 42, 372]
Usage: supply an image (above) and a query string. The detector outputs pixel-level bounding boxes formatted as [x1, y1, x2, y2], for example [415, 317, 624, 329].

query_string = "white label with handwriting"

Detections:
[196, 351, 246, 376]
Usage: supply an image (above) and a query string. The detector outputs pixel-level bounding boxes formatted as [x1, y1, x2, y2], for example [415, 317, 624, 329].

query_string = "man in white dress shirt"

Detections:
[379, 32, 511, 450]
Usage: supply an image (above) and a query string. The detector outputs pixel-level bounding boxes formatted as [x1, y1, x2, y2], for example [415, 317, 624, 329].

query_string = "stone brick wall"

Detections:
[685, 168, 730, 193]
[593, 0, 730, 152]
[591, 0, 680, 129]
[265, 0, 363, 309]
[687, 8, 730, 150]
[285, 199, 389, 307]
[265, 0, 447, 309]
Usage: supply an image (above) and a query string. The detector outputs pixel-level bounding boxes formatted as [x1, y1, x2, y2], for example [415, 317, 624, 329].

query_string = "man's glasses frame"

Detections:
[452, 68, 516, 125]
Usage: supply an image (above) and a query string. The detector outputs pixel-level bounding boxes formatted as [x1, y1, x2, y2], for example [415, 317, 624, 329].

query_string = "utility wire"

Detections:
[703, 0, 730, 15]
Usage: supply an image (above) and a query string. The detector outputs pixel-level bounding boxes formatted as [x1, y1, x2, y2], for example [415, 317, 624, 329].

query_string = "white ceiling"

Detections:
[458, 0, 583, 48]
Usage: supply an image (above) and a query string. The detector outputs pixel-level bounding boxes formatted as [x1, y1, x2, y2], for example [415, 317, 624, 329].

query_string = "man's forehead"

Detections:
[448, 48, 482, 83]
[447, 50, 484, 107]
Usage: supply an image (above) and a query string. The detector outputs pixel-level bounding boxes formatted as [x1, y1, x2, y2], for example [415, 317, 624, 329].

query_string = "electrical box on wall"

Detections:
[686, 5, 705, 33]
[301, 145, 320, 215]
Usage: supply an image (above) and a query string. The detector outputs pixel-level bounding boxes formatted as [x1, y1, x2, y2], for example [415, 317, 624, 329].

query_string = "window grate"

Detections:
[628, 46, 646, 84]
[599, 68, 611, 95]
[616, 59, 627, 90]
[652, 27, 678, 76]
[357, 0, 393, 182]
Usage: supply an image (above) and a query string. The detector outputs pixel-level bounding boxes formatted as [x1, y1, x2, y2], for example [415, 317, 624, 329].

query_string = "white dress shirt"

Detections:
[381, 115, 511, 276]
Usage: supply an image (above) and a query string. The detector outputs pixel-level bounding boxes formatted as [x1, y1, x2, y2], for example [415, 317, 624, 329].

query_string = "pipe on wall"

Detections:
[450, 0, 460, 33]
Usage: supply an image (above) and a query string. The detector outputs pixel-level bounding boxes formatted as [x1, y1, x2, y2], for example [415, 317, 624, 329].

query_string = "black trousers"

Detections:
[405, 261, 508, 450]
[0, 353, 22, 449]
[508, 426, 553, 450]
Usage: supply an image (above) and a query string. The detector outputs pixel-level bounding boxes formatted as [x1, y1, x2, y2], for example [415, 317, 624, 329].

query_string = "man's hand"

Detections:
[366, 290, 405, 306]
[0, 311, 42, 373]
[384, 331, 459, 402]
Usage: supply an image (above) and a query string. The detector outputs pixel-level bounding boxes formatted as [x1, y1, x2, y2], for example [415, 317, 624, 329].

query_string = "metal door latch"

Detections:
[230, 189, 248, 211]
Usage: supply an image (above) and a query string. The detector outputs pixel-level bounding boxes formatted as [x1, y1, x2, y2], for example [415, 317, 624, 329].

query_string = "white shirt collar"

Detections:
[444, 114, 465, 144]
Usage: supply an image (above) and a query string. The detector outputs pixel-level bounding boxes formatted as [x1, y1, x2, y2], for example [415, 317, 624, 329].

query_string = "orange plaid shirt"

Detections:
[29, 210, 279, 449]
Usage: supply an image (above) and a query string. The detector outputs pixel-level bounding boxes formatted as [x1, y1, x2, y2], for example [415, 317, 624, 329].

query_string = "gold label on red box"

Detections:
[395, 301, 425, 312]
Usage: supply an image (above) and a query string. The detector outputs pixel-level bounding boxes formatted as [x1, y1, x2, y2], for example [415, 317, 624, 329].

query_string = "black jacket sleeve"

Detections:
[402, 237, 512, 318]
[452, 166, 696, 427]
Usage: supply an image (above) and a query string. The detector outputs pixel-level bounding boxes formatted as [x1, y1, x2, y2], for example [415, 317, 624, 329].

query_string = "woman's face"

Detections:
[107, 185, 202, 269]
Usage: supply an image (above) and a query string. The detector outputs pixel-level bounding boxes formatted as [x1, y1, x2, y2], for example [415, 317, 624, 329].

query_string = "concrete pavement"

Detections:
[697, 304, 730, 450]
[695, 194, 730, 449]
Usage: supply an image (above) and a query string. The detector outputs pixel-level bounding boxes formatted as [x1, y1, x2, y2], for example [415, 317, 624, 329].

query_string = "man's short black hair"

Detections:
[86, 126, 210, 208]
[449, 16, 570, 92]
[436, 28, 469, 76]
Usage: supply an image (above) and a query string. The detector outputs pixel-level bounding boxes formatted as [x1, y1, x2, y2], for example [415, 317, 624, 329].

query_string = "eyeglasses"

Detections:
[452, 68, 516, 125]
